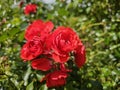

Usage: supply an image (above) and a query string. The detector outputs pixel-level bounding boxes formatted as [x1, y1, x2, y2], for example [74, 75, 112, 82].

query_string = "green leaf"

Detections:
[18, 31, 25, 41]
[26, 81, 34, 90]
[24, 66, 31, 86]
[90, 80, 103, 90]
[10, 78, 19, 90]
[58, 8, 68, 16]
[0, 75, 7, 81]
[0, 33, 7, 42]
[8, 28, 20, 37]
[39, 84, 48, 90]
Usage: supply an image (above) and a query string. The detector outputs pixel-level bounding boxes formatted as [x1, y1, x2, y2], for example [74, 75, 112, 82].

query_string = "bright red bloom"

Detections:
[25, 20, 54, 41]
[46, 26, 80, 63]
[31, 58, 52, 71]
[41, 70, 68, 88]
[24, 4, 37, 15]
[74, 44, 86, 68]
[20, 36, 43, 61]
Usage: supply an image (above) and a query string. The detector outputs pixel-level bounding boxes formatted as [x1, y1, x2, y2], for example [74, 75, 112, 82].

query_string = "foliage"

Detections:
[0, 0, 120, 90]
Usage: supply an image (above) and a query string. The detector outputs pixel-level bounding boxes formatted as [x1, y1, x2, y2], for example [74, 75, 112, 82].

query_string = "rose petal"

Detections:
[52, 53, 69, 63]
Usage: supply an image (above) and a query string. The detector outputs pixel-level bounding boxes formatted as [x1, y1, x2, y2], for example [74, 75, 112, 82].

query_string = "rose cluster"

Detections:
[20, 20, 85, 88]
[20, 3, 86, 88]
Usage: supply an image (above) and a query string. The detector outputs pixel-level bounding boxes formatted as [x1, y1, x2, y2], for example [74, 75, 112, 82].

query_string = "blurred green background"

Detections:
[0, 0, 120, 90]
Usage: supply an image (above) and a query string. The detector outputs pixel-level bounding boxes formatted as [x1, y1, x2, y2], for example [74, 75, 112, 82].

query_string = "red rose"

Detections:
[74, 44, 86, 68]
[47, 26, 80, 63]
[31, 58, 52, 71]
[41, 70, 68, 88]
[25, 20, 54, 41]
[20, 36, 43, 61]
[24, 4, 37, 15]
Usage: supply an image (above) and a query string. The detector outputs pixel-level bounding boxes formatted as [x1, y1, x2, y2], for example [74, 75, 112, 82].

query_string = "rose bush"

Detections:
[1, 0, 119, 89]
